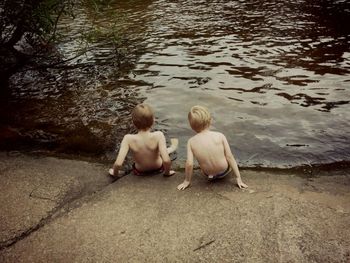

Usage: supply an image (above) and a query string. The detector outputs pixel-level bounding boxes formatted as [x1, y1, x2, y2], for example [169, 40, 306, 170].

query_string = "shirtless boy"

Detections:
[177, 105, 248, 190]
[109, 103, 178, 177]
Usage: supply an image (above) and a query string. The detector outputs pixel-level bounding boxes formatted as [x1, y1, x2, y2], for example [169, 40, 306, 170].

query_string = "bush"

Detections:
[0, 0, 73, 49]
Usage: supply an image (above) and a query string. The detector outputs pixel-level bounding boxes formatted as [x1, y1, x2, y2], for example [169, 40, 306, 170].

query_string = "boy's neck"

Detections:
[197, 128, 210, 134]
[138, 128, 151, 134]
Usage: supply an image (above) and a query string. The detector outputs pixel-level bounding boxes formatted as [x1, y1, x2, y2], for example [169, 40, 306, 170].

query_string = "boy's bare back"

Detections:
[189, 130, 230, 176]
[125, 131, 166, 171]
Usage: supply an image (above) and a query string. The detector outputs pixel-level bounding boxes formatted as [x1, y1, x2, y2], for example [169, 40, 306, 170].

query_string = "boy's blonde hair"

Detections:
[188, 105, 211, 132]
[132, 103, 154, 130]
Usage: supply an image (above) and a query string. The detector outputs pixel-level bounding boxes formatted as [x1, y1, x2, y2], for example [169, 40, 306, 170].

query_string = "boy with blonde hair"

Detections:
[109, 103, 178, 177]
[177, 105, 248, 190]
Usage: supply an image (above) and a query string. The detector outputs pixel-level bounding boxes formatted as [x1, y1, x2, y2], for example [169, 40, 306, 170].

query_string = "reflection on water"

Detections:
[1, 0, 350, 168]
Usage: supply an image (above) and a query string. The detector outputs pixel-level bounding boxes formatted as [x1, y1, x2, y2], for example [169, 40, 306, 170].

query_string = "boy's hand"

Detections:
[236, 177, 248, 189]
[177, 180, 190, 190]
[109, 168, 115, 177]
[164, 170, 176, 177]
[108, 168, 125, 178]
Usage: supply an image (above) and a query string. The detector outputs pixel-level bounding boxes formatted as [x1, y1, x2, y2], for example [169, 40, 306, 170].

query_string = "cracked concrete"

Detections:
[0, 152, 114, 249]
[0, 152, 349, 262]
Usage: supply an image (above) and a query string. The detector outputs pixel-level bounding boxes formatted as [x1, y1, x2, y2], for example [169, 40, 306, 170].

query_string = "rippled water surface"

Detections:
[2, 0, 350, 168]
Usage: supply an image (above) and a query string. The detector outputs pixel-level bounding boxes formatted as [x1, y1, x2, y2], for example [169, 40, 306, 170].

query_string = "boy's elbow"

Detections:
[185, 160, 193, 169]
[163, 157, 171, 166]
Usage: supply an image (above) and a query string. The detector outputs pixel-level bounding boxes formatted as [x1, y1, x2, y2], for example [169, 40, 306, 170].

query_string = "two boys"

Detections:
[110, 103, 248, 190]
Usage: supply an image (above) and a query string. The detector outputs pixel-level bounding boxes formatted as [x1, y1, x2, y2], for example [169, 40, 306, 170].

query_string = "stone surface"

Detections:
[0, 153, 349, 262]
[0, 152, 113, 248]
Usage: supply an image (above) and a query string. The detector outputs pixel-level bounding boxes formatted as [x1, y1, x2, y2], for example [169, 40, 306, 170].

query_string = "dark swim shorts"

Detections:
[206, 166, 232, 181]
[132, 163, 164, 176]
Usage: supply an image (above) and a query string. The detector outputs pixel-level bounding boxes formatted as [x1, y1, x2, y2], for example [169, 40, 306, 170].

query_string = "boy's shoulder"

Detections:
[188, 130, 223, 142]
[152, 130, 164, 135]
[125, 131, 164, 138]
[123, 133, 135, 139]
[151, 130, 165, 137]
[212, 131, 226, 139]
[209, 130, 223, 136]
[213, 131, 227, 142]
[150, 131, 166, 141]
[193, 130, 224, 138]
[199, 130, 226, 141]
[122, 134, 136, 143]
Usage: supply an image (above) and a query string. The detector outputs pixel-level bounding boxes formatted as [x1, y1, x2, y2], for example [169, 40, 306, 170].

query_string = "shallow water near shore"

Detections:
[1, 0, 350, 168]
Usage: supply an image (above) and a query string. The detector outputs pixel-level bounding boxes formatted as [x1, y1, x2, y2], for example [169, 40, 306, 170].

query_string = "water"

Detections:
[1, 0, 350, 168]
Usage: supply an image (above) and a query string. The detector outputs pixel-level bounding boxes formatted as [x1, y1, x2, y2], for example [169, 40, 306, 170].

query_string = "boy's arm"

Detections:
[110, 135, 130, 177]
[177, 140, 194, 190]
[158, 132, 173, 176]
[222, 134, 248, 189]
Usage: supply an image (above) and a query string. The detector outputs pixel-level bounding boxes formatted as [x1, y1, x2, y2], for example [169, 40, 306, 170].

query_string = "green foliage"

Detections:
[33, 0, 74, 41]
[0, 0, 129, 89]
[80, 13, 124, 45]
[0, 0, 128, 61]
[72, 0, 129, 67]
[0, 0, 74, 47]
[84, 0, 116, 12]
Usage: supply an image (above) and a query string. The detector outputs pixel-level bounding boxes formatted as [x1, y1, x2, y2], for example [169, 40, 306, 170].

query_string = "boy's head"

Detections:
[132, 103, 154, 130]
[188, 105, 211, 133]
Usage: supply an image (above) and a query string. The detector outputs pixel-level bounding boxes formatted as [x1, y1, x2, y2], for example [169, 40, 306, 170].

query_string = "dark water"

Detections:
[1, 0, 350, 168]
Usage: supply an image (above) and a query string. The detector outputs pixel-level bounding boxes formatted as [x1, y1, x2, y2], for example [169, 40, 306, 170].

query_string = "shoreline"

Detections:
[3, 148, 350, 176]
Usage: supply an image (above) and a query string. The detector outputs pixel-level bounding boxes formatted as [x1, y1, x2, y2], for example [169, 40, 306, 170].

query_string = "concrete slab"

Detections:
[0, 160, 349, 262]
[0, 152, 113, 248]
